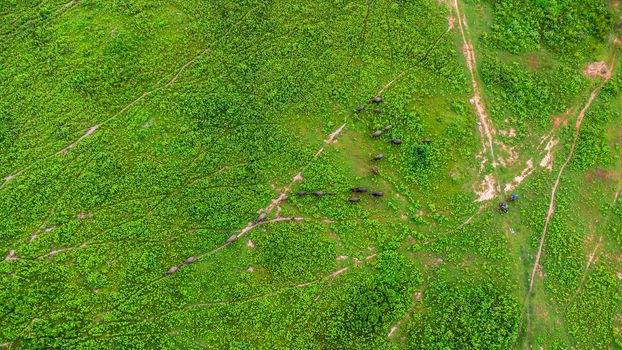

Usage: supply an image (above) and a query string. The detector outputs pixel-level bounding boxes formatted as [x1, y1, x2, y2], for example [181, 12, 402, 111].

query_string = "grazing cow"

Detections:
[351, 187, 368, 193]
[164, 266, 178, 276]
[257, 212, 267, 223]
[347, 197, 360, 203]
[372, 154, 384, 161]
[226, 235, 238, 244]
[183, 256, 197, 265]
[356, 105, 366, 113]
[383, 124, 393, 131]
[373, 109, 381, 113]
[371, 191, 384, 197]
[296, 191, 307, 196]
[389, 139, 402, 145]
[371, 167, 379, 175]
[371, 130, 383, 137]
[312, 191, 324, 197]
[371, 96, 383, 103]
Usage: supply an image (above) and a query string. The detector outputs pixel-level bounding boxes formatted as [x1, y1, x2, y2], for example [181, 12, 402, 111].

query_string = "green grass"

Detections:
[2, 0, 622, 349]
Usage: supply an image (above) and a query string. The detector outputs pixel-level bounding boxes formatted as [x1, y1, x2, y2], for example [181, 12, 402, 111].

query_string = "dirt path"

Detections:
[183, 274, 328, 309]
[528, 62, 614, 294]
[422, 205, 483, 245]
[564, 236, 603, 310]
[451, 0, 498, 173]
[563, 165, 622, 309]
[374, 4, 456, 98]
[387, 290, 423, 338]
[0, 5, 263, 188]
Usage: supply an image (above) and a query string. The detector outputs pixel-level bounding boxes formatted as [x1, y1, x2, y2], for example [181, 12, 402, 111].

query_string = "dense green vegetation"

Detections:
[1, 0, 622, 348]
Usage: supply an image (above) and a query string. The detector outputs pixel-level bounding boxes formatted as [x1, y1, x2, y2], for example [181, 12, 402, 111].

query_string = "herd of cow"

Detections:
[295, 96, 402, 204]
[250, 96, 403, 228]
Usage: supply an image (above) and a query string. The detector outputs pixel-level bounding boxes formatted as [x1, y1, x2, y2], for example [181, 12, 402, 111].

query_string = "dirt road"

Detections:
[528, 62, 614, 293]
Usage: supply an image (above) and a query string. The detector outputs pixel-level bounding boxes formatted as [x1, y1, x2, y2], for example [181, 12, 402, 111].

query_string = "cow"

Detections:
[372, 154, 384, 161]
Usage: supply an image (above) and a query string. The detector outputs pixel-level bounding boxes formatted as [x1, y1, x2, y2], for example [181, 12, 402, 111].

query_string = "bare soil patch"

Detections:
[584, 61, 610, 78]
[527, 53, 539, 69]
[498, 128, 516, 138]
[246, 239, 255, 249]
[324, 124, 346, 144]
[504, 159, 535, 193]
[475, 174, 497, 202]
[539, 138, 558, 171]
[5, 250, 18, 261]
[585, 168, 614, 183]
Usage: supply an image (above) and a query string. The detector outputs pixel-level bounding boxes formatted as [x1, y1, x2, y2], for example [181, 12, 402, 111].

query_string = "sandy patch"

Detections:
[584, 61, 610, 78]
[504, 159, 535, 193]
[324, 124, 346, 144]
[77, 212, 92, 220]
[539, 138, 558, 171]
[5, 250, 18, 261]
[142, 118, 154, 128]
[475, 174, 497, 202]
[387, 325, 398, 338]
[447, 14, 455, 30]
[527, 53, 539, 69]
[246, 239, 255, 249]
[552, 109, 571, 129]
[498, 128, 516, 138]
[495, 140, 518, 166]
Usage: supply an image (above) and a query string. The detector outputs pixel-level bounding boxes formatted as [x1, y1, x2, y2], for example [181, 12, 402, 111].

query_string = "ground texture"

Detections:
[1, 0, 622, 349]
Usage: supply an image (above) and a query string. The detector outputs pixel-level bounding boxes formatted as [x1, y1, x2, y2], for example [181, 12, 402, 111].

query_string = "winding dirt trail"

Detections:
[451, 0, 497, 169]
[0, 5, 263, 188]
[450, 0, 504, 200]
[563, 167, 622, 309]
[563, 236, 603, 310]
[528, 62, 614, 293]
